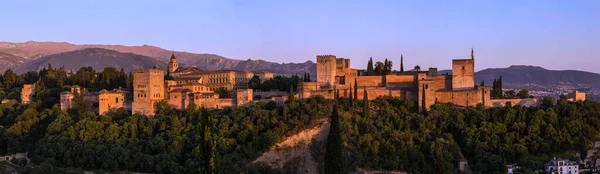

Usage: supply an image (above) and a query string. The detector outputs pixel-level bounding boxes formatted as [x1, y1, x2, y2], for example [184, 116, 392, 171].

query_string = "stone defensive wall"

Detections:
[300, 86, 411, 101]
[342, 74, 417, 88]
[253, 90, 288, 99]
[199, 98, 233, 109]
[385, 75, 417, 88]
[487, 98, 539, 107]
[435, 88, 488, 107]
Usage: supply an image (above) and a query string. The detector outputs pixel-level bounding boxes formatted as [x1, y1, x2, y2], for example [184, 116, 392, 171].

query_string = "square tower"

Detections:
[316, 55, 336, 86]
[98, 89, 131, 115]
[21, 84, 36, 104]
[451, 59, 475, 90]
[132, 68, 165, 116]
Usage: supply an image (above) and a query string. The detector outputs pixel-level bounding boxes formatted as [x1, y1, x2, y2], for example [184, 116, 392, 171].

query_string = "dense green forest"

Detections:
[1, 66, 599, 173]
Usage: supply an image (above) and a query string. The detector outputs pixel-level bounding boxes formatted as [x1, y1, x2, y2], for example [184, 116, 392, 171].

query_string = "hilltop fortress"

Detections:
[32, 49, 583, 116]
[299, 49, 489, 111]
[299, 49, 546, 111]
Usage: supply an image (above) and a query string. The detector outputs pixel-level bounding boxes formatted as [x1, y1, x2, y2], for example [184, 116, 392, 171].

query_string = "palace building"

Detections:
[54, 49, 574, 116]
[58, 54, 280, 116]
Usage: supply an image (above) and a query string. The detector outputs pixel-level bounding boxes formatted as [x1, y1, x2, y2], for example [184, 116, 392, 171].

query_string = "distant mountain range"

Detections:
[438, 66, 600, 88]
[476, 65, 600, 88]
[0, 52, 26, 73]
[0, 41, 315, 75]
[14, 48, 167, 74]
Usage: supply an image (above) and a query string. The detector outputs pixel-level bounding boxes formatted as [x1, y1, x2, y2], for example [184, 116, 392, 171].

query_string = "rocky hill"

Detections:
[0, 41, 315, 75]
[0, 52, 26, 73]
[14, 48, 167, 74]
[253, 119, 329, 173]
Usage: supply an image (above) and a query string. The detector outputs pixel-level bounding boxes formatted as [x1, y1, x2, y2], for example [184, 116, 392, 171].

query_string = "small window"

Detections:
[462, 66, 465, 70]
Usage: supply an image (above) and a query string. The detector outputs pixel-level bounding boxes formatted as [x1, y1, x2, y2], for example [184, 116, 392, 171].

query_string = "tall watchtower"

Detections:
[316, 55, 336, 86]
[132, 67, 165, 116]
[451, 49, 475, 90]
[168, 53, 178, 74]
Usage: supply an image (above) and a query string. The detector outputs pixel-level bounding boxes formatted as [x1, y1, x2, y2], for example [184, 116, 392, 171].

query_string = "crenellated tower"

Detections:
[451, 48, 475, 90]
[316, 55, 337, 86]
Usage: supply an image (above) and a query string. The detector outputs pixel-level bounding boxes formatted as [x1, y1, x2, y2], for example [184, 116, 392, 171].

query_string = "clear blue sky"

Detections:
[1, 0, 598, 72]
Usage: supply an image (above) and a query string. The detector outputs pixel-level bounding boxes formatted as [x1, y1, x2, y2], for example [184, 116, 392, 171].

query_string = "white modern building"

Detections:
[546, 157, 579, 174]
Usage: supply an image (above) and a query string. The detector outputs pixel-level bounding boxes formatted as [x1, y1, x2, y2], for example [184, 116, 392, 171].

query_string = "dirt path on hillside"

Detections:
[253, 118, 330, 173]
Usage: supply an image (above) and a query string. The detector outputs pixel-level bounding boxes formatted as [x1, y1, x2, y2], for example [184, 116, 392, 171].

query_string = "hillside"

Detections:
[433, 66, 600, 88]
[0, 41, 315, 75]
[14, 48, 167, 74]
[475, 65, 600, 88]
[0, 52, 26, 73]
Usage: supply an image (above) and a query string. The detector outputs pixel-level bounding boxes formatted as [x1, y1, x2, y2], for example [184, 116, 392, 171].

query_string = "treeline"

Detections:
[365, 57, 394, 76]
[2, 66, 600, 173]
[0, 95, 332, 173]
[321, 96, 600, 173]
[490, 77, 534, 99]
[248, 75, 301, 92]
[0, 66, 132, 108]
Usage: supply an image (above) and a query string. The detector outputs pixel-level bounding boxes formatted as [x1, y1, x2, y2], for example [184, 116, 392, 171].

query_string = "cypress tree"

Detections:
[363, 87, 369, 118]
[324, 104, 343, 174]
[304, 72, 307, 82]
[307, 73, 311, 82]
[367, 57, 374, 75]
[198, 109, 216, 174]
[283, 105, 289, 121]
[499, 76, 503, 90]
[400, 54, 404, 72]
[384, 59, 389, 74]
[349, 86, 354, 107]
[382, 72, 386, 87]
[498, 76, 503, 98]
[288, 85, 295, 102]
[354, 79, 358, 101]
[492, 79, 497, 98]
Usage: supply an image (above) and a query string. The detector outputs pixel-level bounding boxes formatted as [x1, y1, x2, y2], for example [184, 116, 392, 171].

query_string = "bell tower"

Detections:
[168, 53, 178, 74]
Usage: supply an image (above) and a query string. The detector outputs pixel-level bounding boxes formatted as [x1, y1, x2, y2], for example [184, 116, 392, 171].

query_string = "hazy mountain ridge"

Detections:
[14, 48, 167, 74]
[0, 52, 26, 73]
[475, 65, 600, 88]
[0, 41, 315, 75]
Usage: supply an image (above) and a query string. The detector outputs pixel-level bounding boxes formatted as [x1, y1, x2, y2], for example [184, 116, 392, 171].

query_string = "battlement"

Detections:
[316, 55, 336, 58]
[135, 68, 164, 74]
